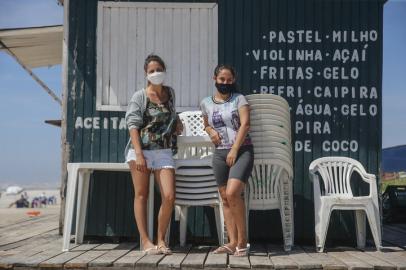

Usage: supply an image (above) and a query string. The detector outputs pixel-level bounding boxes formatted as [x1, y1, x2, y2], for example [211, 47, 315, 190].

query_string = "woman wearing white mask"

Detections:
[125, 54, 182, 255]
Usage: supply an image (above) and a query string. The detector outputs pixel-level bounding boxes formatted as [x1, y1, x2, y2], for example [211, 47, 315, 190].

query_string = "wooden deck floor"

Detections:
[0, 211, 406, 270]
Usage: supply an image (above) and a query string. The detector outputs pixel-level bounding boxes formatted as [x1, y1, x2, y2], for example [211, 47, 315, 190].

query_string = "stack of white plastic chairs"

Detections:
[245, 94, 294, 251]
[169, 111, 225, 246]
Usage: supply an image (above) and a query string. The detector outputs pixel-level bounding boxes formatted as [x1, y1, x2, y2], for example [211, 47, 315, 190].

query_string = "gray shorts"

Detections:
[212, 145, 254, 186]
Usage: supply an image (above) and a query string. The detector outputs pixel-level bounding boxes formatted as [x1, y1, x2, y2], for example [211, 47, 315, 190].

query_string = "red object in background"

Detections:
[26, 211, 41, 217]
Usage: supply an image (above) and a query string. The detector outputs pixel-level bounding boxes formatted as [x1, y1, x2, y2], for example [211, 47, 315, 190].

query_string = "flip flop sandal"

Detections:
[233, 244, 250, 257]
[143, 246, 160, 255]
[158, 245, 172, 255]
[213, 245, 235, 255]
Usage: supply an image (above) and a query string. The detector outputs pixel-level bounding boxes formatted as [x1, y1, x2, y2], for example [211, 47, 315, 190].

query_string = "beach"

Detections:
[0, 189, 61, 227]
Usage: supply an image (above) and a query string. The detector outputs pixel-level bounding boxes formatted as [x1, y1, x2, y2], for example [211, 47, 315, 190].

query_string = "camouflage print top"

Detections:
[139, 87, 177, 151]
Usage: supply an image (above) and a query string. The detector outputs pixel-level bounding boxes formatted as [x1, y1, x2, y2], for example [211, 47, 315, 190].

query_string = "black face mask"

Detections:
[215, 83, 236, 95]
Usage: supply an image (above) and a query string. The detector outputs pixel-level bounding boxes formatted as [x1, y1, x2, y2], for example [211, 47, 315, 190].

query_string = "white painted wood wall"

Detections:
[96, 2, 218, 111]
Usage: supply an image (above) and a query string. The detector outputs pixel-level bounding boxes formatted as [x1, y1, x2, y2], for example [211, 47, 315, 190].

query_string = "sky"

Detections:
[0, 0, 405, 188]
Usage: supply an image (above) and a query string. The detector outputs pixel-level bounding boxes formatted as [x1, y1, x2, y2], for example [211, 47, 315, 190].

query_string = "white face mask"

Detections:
[147, 71, 166, 85]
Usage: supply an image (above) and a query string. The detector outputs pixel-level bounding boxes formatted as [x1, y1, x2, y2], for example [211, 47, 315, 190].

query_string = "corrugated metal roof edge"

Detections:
[0, 25, 62, 32]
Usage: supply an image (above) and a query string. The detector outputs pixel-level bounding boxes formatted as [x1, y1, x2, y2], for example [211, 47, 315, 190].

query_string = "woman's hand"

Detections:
[175, 118, 184, 135]
[226, 148, 238, 167]
[135, 153, 148, 173]
[207, 128, 221, 145]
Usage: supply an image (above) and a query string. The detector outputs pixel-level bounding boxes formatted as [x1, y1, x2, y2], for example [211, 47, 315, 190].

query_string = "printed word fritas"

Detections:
[74, 117, 127, 130]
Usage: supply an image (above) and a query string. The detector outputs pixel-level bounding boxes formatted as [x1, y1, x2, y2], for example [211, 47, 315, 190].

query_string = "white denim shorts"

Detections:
[126, 148, 175, 170]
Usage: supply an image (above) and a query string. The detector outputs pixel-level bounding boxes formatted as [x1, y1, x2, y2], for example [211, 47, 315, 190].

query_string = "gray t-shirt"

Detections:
[200, 93, 252, 149]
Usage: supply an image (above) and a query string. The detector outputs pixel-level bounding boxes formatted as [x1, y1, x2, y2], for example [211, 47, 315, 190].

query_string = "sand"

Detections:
[0, 189, 61, 227]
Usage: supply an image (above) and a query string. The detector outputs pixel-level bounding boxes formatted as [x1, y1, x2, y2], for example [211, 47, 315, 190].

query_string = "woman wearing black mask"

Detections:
[200, 64, 254, 256]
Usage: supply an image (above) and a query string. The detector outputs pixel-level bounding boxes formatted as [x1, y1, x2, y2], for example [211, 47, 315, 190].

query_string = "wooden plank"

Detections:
[39, 251, 85, 268]
[328, 249, 373, 270]
[344, 250, 396, 270]
[0, 215, 57, 231]
[302, 246, 347, 270]
[288, 247, 323, 269]
[229, 253, 251, 269]
[13, 249, 64, 268]
[0, 219, 58, 247]
[181, 246, 210, 270]
[71, 243, 101, 251]
[157, 246, 191, 270]
[113, 250, 145, 268]
[64, 250, 107, 269]
[249, 244, 274, 270]
[0, 240, 62, 269]
[364, 250, 406, 270]
[93, 243, 120, 251]
[267, 245, 298, 270]
[88, 243, 135, 267]
[135, 253, 166, 270]
[0, 215, 58, 235]
[250, 255, 274, 270]
[0, 232, 58, 252]
[204, 247, 227, 270]
[0, 249, 42, 269]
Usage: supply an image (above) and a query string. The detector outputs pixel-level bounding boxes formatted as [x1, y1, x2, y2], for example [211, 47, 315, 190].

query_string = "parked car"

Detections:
[382, 185, 406, 223]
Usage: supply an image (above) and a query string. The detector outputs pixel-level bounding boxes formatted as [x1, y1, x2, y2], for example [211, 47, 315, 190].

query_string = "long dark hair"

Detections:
[214, 64, 239, 92]
[144, 54, 166, 72]
[214, 64, 236, 78]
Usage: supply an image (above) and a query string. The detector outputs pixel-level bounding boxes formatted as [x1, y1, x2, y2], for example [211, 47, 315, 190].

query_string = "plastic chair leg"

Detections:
[62, 164, 79, 251]
[214, 205, 224, 246]
[179, 206, 188, 247]
[75, 171, 90, 244]
[355, 209, 367, 249]
[165, 217, 171, 245]
[315, 207, 330, 252]
[365, 204, 382, 250]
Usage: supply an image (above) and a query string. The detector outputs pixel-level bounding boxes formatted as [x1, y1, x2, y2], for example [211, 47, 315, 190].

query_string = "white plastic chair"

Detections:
[246, 159, 294, 250]
[171, 111, 225, 246]
[178, 111, 206, 136]
[309, 156, 382, 252]
[177, 111, 213, 159]
[246, 94, 294, 251]
[174, 158, 225, 246]
[246, 94, 291, 107]
[249, 103, 290, 115]
[250, 109, 291, 123]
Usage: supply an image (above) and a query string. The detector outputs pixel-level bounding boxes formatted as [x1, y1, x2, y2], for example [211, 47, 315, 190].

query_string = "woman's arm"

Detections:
[226, 105, 250, 166]
[231, 105, 250, 151]
[203, 115, 221, 145]
[129, 128, 148, 173]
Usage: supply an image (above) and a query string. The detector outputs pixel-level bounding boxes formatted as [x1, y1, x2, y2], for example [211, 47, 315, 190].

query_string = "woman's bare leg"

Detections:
[226, 179, 247, 249]
[129, 161, 155, 250]
[154, 168, 175, 247]
[219, 186, 237, 249]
